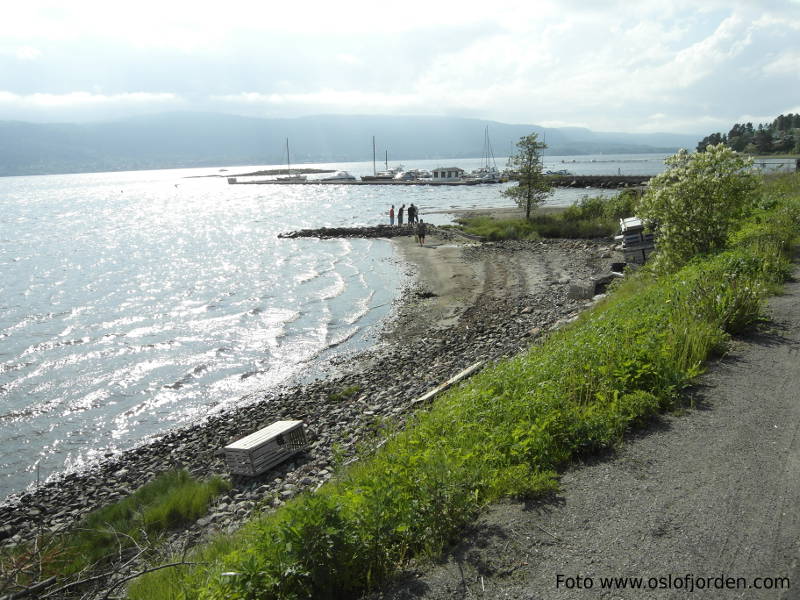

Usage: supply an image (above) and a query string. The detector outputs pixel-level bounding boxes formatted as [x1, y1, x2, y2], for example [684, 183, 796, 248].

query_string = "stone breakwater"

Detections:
[548, 175, 650, 188]
[0, 237, 615, 562]
[278, 224, 444, 240]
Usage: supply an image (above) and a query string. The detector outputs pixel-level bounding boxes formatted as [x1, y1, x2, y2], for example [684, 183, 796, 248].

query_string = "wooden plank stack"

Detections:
[619, 217, 655, 265]
[223, 420, 308, 476]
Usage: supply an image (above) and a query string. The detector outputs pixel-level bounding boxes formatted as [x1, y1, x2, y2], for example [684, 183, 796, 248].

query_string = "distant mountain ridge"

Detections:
[0, 113, 700, 176]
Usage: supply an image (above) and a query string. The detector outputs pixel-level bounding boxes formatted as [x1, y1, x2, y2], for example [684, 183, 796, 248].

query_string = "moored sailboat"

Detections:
[471, 126, 502, 183]
[277, 138, 307, 182]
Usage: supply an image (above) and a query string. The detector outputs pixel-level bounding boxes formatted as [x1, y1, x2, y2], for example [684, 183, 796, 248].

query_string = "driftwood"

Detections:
[0, 576, 56, 600]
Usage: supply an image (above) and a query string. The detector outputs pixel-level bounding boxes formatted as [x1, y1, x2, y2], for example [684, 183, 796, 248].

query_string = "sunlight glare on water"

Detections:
[0, 154, 668, 498]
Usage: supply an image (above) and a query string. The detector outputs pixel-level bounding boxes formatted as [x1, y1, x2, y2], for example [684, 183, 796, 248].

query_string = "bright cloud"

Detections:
[0, 91, 181, 108]
[0, 0, 799, 132]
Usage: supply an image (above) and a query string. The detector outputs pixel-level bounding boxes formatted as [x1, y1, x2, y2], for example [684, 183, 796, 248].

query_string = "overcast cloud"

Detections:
[1, 0, 798, 133]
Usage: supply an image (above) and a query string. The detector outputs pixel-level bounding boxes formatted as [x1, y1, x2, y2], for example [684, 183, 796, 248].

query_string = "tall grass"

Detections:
[129, 176, 800, 600]
[7, 469, 230, 581]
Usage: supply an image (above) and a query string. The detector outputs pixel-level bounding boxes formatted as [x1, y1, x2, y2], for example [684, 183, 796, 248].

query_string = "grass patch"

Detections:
[328, 385, 361, 402]
[129, 176, 800, 599]
[458, 191, 638, 240]
[2, 469, 230, 587]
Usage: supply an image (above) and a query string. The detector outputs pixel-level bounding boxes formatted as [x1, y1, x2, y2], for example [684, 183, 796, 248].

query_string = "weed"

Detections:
[329, 384, 361, 402]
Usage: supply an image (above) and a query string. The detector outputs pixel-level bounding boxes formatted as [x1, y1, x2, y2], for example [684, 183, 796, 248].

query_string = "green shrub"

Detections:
[638, 145, 763, 272]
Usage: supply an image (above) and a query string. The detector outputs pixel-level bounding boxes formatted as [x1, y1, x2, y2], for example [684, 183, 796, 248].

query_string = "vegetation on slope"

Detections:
[457, 190, 637, 240]
[128, 167, 800, 599]
[0, 469, 229, 592]
[697, 112, 800, 154]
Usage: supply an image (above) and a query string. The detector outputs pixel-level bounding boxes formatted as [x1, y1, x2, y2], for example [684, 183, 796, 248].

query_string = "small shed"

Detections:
[223, 420, 308, 476]
[431, 167, 465, 181]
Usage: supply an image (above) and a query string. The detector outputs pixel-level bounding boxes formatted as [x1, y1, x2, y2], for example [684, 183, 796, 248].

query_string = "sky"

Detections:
[1, 0, 799, 134]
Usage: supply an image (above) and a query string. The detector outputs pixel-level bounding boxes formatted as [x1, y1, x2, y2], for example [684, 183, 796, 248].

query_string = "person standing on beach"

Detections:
[408, 203, 417, 224]
[416, 219, 427, 246]
[398, 204, 405, 226]
[389, 205, 395, 226]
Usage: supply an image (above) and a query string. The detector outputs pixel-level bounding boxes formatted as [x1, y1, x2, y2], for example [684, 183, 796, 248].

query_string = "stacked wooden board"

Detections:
[619, 217, 655, 265]
[223, 420, 308, 476]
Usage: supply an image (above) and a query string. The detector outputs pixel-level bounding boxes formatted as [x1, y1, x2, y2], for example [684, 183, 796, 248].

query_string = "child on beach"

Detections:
[389, 205, 395, 226]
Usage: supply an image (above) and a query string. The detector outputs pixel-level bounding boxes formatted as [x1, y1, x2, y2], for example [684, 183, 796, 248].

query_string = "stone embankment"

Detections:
[0, 236, 618, 570]
[549, 174, 650, 188]
[278, 224, 452, 240]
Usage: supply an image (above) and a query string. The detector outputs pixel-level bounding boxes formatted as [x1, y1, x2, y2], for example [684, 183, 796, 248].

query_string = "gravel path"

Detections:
[371, 263, 800, 600]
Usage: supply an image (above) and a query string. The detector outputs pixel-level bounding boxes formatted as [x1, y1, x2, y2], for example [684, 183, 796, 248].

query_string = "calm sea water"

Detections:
[0, 154, 668, 498]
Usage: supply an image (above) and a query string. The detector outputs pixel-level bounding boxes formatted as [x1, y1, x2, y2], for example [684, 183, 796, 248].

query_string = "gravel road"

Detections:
[371, 263, 800, 600]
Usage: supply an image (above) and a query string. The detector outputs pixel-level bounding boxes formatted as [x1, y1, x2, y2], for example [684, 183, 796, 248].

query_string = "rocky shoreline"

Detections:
[0, 231, 619, 594]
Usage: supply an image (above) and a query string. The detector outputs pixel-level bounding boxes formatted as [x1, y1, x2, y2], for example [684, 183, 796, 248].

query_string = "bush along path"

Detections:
[127, 170, 800, 600]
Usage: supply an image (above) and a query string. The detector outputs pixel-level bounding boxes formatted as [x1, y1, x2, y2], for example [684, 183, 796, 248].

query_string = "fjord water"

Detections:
[0, 154, 668, 499]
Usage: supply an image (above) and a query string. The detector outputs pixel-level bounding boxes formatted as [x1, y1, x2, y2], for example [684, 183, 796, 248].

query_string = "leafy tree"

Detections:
[503, 133, 553, 220]
[754, 125, 774, 154]
[637, 144, 762, 272]
[696, 132, 726, 152]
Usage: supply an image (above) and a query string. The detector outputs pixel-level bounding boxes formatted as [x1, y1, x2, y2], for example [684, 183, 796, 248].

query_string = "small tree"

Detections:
[637, 144, 762, 272]
[503, 133, 553, 220]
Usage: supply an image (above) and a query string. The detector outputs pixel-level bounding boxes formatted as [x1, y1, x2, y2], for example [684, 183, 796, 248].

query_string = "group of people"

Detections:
[388, 203, 426, 245]
[388, 203, 419, 227]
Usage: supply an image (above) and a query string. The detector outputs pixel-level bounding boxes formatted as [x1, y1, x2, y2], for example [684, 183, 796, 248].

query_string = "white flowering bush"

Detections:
[638, 144, 762, 272]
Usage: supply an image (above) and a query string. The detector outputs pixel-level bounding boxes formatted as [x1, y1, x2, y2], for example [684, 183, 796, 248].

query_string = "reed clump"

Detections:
[2, 469, 229, 587]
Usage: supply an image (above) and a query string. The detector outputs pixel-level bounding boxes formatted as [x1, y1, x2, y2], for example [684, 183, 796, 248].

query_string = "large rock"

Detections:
[567, 281, 595, 300]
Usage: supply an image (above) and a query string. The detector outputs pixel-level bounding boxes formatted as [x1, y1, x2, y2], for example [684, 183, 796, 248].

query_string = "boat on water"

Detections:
[470, 126, 502, 183]
[320, 170, 357, 181]
[276, 139, 307, 182]
[362, 168, 402, 181]
[361, 138, 403, 181]
[393, 168, 431, 181]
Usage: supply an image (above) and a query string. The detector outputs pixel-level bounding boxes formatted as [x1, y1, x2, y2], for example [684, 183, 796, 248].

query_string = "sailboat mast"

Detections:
[372, 136, 376, 176]
[384, 150, 388, 170]
[487, 126, 496, 170]
[286, 138, 291, 175]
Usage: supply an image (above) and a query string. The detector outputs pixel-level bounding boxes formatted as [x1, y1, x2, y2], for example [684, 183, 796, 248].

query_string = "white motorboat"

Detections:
[321, 170, 357, 181]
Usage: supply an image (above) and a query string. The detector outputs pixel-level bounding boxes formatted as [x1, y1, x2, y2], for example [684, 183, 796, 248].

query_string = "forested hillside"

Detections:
[697, 113, 800, 154]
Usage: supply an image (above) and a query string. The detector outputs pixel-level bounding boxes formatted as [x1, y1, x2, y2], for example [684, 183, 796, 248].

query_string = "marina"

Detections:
[226, 174, 650, 187]
[227, 176, 498, 186]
